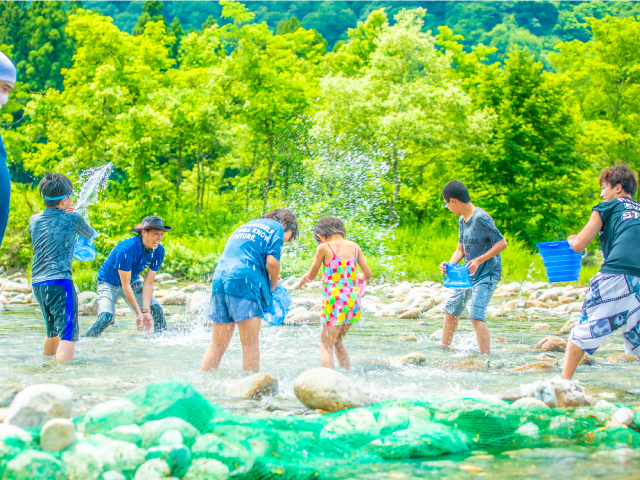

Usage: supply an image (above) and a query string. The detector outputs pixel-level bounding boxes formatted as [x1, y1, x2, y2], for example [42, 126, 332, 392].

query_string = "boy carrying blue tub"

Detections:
[439, 181, 508, 354]
[29, 173, 95, 361]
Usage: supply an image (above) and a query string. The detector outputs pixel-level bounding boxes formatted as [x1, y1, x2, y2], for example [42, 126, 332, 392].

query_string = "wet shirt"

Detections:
[0, 134, 10, 247]
[593, 197, 640, 278]
[29, 207, 96, 284]
[212, 219, 284, 310]
[458, 207, 504, 283]
[98, 236, 164, 286]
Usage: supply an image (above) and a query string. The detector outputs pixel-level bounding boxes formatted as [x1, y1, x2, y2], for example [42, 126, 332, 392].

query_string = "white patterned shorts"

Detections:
[569, 273, 640, 355]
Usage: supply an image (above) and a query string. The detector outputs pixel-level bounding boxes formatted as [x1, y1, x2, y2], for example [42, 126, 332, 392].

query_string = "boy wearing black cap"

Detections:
[84, 216, 171, 337]
[30, 173, 96, 361]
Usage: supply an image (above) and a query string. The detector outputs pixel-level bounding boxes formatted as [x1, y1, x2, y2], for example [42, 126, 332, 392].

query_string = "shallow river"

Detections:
[2, 287, 640, 479]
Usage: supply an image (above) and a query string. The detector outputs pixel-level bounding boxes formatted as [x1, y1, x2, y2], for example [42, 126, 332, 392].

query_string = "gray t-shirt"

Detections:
[29, 207, 95, 284]
[458, 207, 504, 283]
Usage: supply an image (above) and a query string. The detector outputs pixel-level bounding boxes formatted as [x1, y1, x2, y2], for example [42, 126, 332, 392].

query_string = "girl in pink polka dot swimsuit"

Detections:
[298, 217, 373, 370]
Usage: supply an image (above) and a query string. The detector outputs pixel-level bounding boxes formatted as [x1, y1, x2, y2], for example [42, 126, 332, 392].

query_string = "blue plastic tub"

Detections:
[443, 263, 472, 289]
[536, 241, 582, 282]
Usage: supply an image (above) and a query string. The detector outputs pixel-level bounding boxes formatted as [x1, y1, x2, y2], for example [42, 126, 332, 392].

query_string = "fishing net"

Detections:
[1, 380, 639, 479]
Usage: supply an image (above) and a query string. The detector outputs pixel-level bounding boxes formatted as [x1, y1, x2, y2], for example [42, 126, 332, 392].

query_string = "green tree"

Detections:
[276, 15, 301, 35]
[133, 0, 166, 36]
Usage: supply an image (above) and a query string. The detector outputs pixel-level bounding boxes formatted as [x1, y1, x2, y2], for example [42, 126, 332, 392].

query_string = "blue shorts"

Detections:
[444, 275, 499, 322]
[206, 293, 264, 324]
[33, 279, 79, 341]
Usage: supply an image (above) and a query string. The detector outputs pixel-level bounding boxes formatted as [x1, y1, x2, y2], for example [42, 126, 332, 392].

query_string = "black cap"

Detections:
[132, 216, 173, 234]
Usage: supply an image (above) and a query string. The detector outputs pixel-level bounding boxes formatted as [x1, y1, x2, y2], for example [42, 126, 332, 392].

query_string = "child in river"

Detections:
[298, 217, 372, 370]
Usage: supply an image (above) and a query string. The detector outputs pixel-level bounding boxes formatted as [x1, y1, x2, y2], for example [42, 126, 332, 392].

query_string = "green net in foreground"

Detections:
[1, 380, 640, 479]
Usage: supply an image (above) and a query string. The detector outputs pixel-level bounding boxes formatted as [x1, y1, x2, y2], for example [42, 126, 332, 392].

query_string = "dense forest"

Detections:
[0, 1, 638, 283]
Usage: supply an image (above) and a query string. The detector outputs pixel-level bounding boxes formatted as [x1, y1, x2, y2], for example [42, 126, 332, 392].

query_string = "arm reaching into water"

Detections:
[298, 244, 331, 289]
[440, 242, 465, 276]
[266, 254, 281, 292]
[119, 270, 151, 332]
[568, 211, 603, 253]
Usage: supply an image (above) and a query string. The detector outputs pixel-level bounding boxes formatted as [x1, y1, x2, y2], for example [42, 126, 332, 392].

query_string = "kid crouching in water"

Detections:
[298, 217, 372, 370]
[29, 173, 95, 361]
[440, 181, 507, 354]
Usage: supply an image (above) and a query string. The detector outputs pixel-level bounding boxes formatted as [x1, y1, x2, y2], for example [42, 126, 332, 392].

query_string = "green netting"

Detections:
[1, 380, 639, 480]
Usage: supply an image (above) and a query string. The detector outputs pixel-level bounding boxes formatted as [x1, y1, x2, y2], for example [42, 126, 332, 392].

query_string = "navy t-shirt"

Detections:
[212, 219, 284, 310]
[98, 236, 165, 286]
[594, 197, 640, 278]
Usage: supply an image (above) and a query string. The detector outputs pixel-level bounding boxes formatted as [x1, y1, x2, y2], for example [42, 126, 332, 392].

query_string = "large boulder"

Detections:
[225, 373, 278, 399]
[4, 384, 72, 429]
[39, 418, 76, 452]
[3, 450, 66, 480]
[293, 368, 372, 412]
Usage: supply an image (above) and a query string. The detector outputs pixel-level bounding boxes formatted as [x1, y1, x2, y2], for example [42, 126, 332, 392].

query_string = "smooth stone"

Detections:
[97, 439, 147, 476]
[155, 273, 173, 282]
[515, 422, 540, 439]
[538, 291, 558, 302]
[182, 458, 230, 480]
[225, 373, 278, 399]
[320, 408, 379, 440]
[133, 458, 171, 480]
[4, 383, 73, 429]
[159, 429, 184, 446]
[558, 317, 577, 334]
[397, 352, 427, 366]
[160, 291, 187, 306]
[283, 310, 322, 325]
[402, 335, 418, 340]
[0, 423, 33, 447]
[580, 353, 596, 365]
[293, 368, 372, 412]
[109, 424, 143, 446]
[535, 336, 567, 352]
[607, 353, 638, 364]
[141, 417, 199, 448]
[512, 361, 558, 373]
[84, 399, 137, 433]
[0, 281, 32, 294]
[429, 329, 443, 342]
[531, 323, 549, 330]
[191, 433, 255, 474]
[40, 417, 76, 452]
[4, 450, 65, 480]
[441, 359, 489, 371]
[77, 291, 98, 305]
[611, 407, 635, 426]
[549, 378, 596, 407]
[511, 397, 549, 409]
[146, 444, 191, 477]
[61, 443, 104, 480]
[392, 284, 412, 296]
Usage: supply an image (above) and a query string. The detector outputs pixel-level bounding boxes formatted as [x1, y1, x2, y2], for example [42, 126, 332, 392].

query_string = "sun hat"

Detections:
[132, 216, 173, 234]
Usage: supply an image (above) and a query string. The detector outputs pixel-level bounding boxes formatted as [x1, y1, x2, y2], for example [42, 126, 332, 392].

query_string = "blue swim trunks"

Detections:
[444, 275, 499, 322]
[32, 279, 79, 341]
[206, 293, 264, 324]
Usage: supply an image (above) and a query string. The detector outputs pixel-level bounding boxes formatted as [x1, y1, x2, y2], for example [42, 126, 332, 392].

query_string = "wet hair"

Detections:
[39, 172, 73, 207]
[599, 165, 637, 197]
[313, 217, 346, 244]
[442, 180, 471, 203]
[262, 209, 299, 240]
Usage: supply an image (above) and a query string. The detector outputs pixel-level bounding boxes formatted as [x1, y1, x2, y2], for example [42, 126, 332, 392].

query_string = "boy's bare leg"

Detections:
[441, 313, 459, 348]
[471, 318, 491, 354]
[201, 323, 235, 371]
[561, 341, 586, 380]
[334, 324, 353, 370]
[237, 317, 262, 373]
[56, 341, 75, 361]
[320, 325, 341, 369]
[43, 336, 60, 356]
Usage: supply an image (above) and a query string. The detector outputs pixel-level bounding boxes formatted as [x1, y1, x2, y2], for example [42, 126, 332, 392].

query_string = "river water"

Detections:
[1, 285, 639, 478]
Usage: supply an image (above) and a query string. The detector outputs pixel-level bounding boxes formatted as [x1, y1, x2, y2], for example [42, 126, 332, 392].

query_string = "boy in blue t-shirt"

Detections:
[84, 216, 171, 338]
[439, 181, 508, 354]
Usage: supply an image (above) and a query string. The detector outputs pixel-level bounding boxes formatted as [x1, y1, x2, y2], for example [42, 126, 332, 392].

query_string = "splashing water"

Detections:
[74, 162, 113, 223]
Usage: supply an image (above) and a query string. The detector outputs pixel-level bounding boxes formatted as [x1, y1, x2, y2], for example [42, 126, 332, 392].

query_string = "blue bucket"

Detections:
[536, 241, 582, 282]
[73, 236, 97, 262]
[443, 263, 472, 289]
[263, 285, 292, 326]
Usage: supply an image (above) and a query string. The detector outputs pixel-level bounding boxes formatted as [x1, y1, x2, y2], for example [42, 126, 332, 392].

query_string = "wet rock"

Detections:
[78, 291, 98, 305]
[512, 361, 558, 373]
[429, 329, 443, 342]
[146, 444, 191, 477]
[607, 354, 638, 364]
[284, 310, 322, 325]
[191, 433, 255, 474]
[0, 423, 33, 447]
[225, 373, 278, 399]
[532, 323, 550, 330]
[564, 302, 583, 313]
[1, 282, 32, 294]
[442, 360, 489, 371]
[515, 422, 540, 439]
[40, 418, 76, 452]
[402, 335, 418, 341]
[535, 336, 567, 352]
[182, 458, 230, 480]
[538, 291, 558, 302]
[539, 353, 558, 365]
[84, 399, 137, 433]
[141, 417, 199, 449]
[511, 397, 549, 409]
[558, 317, 577, 334]
[548, 377, 596, 407]
[3, 450, 65, 480]
[160, 291, 187, 306]
[580, 353, 596, 366]
[377, 403, 431, 434]
[109, 424, 143, 446]
[392, 284, 412, 296]
[399, 309, 422, 319]
[496, 282, 521, 293]
[397, 352, 427, 366]
[501, 381, 558, 408]
[294, 368, 372, 412]
[78, 298, 99, 315]
[133, 458, 171, 479]
[4, 383, 72, 429]
[0, 386, 21, 407]
[155, 273, 173, 282]
[494, 337, 506, 342]
[321, 408, 379, 440]
[98, 439, 147, 477]
[611, 407, 634, 426]
[161, 279, 178, 285]
[159, 430, 183, 446]
[61, 443, 104, 480]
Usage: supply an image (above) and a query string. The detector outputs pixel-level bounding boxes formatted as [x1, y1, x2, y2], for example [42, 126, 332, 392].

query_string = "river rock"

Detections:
[377, 403, 431, 433]
[161, 291, 187, 306]
[532, 323, 550, 330]
[564, 302, 583, 313]
[79, 298, 99, 315]
[392, 284, 412, 296]
[0, 423, 33, 447]
[441, 359, 489, 371]
[141, 417, 199, 448]
[538, 291, 559, 302]
[0, 386, 21, 407]
[225, 373, 278, 399]
[607, 354, 638, 364]
[580, 353, 596, 366]
[535, 336, 567, 352]
[1, 282, 32, 294]
[40, 418, 76, 452]
[3, 450, 66, 480]
[515, 422, 540, 439]
[320, 408, 379, 440]
[284, 310, 322, 325]
[133, 458, 171, 479]
[397, 352, 427, 366]
[512, 361, 558, 373]
[511, 397, 549, 409]
[78, 291, 98, 305]
[558, 317, 577, 334]
[109, 424, 143, 446]
[61, 443, 104, 480]
[611, 407, 634, 426]
[4, 383, 72, 429]
[548, 377, 596, 407]
[293, 368, 372, 412]
[497, 282, 521, 293]
[159, 429, 184, 446]
[155, 273, 173, 282]
[191, 433, 255, 474]
[146, 444, 191, 477]
[182, 457, 230, 480]
[429, 329, 443, 342]
[84, 399, 137, 433]
[501, 380, 558, 408]
[103, 472, 127, 480]
[98, 439, 147, 477]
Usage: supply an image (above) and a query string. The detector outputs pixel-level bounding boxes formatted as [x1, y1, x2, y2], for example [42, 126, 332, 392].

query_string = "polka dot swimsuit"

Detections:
[321, 243, 362, 327]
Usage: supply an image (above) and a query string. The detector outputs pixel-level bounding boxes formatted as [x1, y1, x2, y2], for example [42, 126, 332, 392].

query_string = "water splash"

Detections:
[74, 163, 113, 223]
